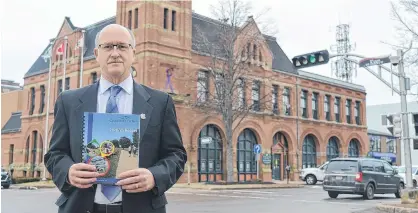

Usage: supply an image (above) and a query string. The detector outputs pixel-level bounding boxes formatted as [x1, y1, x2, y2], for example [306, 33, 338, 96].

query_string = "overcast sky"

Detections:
[1, 0, 417, 106]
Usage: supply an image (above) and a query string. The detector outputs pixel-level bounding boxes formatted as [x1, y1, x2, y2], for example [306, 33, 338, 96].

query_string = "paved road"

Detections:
[1, 185, 400, 213]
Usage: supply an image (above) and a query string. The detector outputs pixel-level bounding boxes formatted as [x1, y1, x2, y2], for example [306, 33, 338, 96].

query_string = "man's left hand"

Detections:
[115, 168, 155, 193]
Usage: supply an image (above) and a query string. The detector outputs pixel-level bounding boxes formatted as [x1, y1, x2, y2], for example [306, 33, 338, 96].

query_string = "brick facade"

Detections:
[1, 1, 368, 183]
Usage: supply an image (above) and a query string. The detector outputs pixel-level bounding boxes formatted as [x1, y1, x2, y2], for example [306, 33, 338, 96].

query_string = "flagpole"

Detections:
[79, 30, 85, 88]
[62, 36, 68, 91]
[42, 40, 55, 181]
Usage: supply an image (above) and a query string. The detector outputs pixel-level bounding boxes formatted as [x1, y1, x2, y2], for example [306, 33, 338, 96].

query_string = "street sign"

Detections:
[262, 153, 272, 165]
[359, 56, 391, 68]
[253, 144, 261, 154]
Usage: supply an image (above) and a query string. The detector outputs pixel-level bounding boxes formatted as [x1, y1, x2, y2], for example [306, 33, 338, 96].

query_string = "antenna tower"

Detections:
[330, 24, 357, 82]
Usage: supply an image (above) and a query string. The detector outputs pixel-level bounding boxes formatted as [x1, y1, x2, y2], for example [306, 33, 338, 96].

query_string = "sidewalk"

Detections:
[10, 180, 305, 190]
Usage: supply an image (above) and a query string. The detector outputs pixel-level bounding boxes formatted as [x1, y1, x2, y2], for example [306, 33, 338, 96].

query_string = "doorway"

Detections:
[272, 153, 281, 180]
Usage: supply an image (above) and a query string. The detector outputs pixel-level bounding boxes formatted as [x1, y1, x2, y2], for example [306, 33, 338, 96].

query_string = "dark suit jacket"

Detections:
[44, 80, 187, 213]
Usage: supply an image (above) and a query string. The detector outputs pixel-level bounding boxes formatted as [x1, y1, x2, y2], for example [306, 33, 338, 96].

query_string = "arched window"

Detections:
[327, 136, 340, 160]
[348, 139, 360, 157]
[302, 134, 317, 168]
[237, 128, 257, 181]
[31, 131, 38, 177]
[198, 124, 223, 182]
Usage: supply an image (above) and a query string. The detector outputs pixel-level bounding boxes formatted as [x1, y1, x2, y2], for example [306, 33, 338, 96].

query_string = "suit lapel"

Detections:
[73, 82, 99, 162]
[132, 81, 153, 143]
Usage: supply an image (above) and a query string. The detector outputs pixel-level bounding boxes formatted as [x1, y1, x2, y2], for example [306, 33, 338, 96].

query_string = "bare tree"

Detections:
[189, 0, 277, 183]
[388, 0, 418, 94]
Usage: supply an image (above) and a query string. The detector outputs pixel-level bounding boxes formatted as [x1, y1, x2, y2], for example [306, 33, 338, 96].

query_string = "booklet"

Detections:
[81, 112, 140, 185]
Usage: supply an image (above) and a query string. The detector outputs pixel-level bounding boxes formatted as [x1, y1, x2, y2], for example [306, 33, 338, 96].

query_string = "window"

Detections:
[324, 95, 330, 121]
[31, 131, 38, 177]
[197, 71, 208, 103]
[39, 85, 45, 114]
[171, 10, 176, 31]
[57, 79, 63, 95]
[371, 161, 384, 173]
[302, 135, 317, 168]
[283, 87, 291, 115]
[259, 50, 262, 61]
[327, 137, 340, 160]
[312, 92, 318, 119]
[361, 160, 374, 172]
[386, 137, 396, 153]
[237, 129, 258, 181]
[198, 125, 223, 182]
[24, 137, 30, 163]
[272, 85, 278, 114]
[214, 73, 224, 101]
[251, 80, 260, 111]
[237, 78, 246, 109]
[91, 72, 98, 84]
[369, 135, 381, 152]
[300, 90, 307, 118]
[128, 10, 132, 29]
[383, 162, 393, 174]
[348, 139, 360, 157]
[355, 101, 361, 125]
[334, 97, 340, 122]
[65, 77, 70, 90]
[346, 99, 352, 124]
[9, 144, 14, 165]
[253, 44, 257, 60]
[29, 87, 35, 115]
[134, 8, 139, 28]
[163, 8, 168, 29]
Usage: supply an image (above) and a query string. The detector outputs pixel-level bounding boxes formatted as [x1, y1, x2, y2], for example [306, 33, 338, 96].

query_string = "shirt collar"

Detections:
[98, 74, 133, 95]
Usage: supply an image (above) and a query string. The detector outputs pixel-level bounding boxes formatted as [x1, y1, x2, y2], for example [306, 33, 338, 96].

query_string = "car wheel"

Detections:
[395, 183, 403, 198]
[328, 191, 339, 198]
[3, 185, 10, 189]
[413, 180, 417, 188]
[305, 175, 317, 185]
[363, 183, 375, 200]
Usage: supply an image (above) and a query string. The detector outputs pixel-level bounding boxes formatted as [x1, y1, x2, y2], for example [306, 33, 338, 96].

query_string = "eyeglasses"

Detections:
[98, 43, 133, 52]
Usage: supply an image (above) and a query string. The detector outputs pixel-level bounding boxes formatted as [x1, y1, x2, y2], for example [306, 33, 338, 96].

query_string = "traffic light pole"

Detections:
[328, 50, 414, 189]
[397, 49, 414, 189]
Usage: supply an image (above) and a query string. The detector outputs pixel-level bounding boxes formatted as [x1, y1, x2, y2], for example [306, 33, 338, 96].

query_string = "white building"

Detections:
[366, 102, 418, 165]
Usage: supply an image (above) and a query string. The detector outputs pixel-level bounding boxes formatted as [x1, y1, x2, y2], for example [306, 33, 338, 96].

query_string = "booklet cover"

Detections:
[82, 112, 140, 185]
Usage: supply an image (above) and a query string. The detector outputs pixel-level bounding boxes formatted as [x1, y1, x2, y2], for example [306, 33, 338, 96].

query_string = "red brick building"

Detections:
[1, 1, 369, 183]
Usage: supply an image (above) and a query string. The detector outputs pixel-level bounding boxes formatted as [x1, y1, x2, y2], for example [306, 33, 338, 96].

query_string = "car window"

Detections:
[371, 161, 384, 173]
[326, 160, 358, 173]
[383, 162, 393, 174]
[361, 160, 374, 172]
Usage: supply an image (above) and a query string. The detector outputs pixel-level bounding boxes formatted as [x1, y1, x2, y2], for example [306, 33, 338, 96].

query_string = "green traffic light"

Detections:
[309, 54, 316, 63]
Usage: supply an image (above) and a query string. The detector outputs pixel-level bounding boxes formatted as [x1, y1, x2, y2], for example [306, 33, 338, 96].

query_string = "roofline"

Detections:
[272, 69, 366, 93]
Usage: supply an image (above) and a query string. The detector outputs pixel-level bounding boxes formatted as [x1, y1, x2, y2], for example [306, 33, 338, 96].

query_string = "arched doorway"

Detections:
[348, 139, 360, 157]
[237, 128, 257, 182]
[326, 136, 340, 160]
[302, 134, 317, 168]
[271, 132, 289, 180]
[198, 124, 223, 182]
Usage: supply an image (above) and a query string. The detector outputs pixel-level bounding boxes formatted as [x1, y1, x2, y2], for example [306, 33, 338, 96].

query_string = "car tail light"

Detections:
[355, 172, 363, 182]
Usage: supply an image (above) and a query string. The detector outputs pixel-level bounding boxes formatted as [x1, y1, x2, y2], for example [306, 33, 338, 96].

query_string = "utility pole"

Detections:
[396, 49, 414, 189]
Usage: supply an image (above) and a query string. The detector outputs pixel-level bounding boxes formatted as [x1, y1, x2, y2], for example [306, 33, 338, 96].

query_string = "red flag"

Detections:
[56, 43, 65, 55]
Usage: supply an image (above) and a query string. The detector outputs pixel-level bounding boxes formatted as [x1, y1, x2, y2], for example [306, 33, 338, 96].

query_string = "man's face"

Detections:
[94, 25, 135, 79]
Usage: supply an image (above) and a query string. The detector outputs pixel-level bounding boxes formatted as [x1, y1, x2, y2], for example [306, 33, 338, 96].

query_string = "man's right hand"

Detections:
[68, 163, 100, 188]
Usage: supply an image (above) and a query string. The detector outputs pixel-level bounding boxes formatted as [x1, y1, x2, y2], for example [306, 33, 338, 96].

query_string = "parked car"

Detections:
[322, 157, 404, 200]
[299, 161, 329, 185]
[1, 169, 12, 189]
[394, 165, 418, 188]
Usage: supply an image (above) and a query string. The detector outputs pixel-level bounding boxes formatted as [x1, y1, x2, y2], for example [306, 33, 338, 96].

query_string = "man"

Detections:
[44, 24, 187, 213]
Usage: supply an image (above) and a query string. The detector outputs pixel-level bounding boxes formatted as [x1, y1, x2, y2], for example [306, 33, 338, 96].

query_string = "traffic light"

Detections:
[412, 113, 418, 136]
[292, 50, 330, 69]
[382, 113, 402, 137]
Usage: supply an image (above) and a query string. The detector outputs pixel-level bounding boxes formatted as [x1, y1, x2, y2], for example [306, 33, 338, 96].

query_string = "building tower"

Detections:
[330, 24, 357, 82]
[116, 1, 192, 93]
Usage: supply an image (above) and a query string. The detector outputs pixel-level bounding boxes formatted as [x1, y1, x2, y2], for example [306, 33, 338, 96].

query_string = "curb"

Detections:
[376, 204, 418, 213]
[12, 185, 56, 190]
